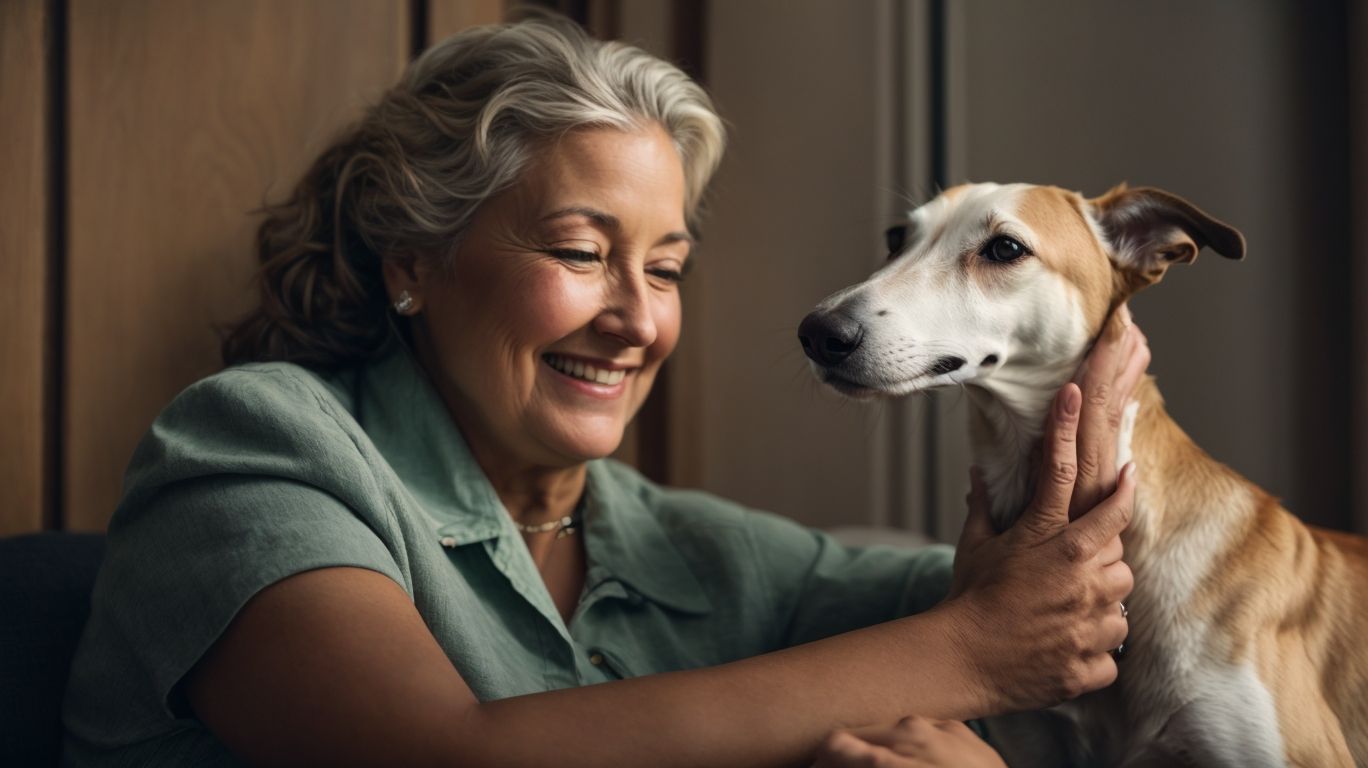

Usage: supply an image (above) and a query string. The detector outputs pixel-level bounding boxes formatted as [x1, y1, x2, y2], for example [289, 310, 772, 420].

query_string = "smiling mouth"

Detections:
[543, 353, 629, 386]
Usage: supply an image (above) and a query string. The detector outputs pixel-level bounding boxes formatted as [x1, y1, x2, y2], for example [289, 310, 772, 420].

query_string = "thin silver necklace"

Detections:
[512, 514, 579, 538]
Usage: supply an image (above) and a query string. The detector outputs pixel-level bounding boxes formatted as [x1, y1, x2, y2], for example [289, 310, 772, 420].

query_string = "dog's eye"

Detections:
[885, 225, 909, 260]
[980, 235, 1030, 263]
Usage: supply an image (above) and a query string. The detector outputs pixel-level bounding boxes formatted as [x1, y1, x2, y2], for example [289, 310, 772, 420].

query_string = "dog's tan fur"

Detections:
[1024, 185, 1367, 766]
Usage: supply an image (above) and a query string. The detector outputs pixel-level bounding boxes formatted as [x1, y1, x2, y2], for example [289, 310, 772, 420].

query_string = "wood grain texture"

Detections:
[428, 0, 505, 45]
[0, 0, 49, 535]
[65, 0, 407, 530]
[1353, 0, 1368, 535]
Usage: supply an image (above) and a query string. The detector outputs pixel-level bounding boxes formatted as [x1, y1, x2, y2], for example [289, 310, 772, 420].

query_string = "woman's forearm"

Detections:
[457, 603, 987, 768]
[189, 566, 989, 768]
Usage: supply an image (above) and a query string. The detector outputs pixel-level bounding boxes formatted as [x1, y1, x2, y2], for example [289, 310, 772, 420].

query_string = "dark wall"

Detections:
[952, 0, 1353, 528]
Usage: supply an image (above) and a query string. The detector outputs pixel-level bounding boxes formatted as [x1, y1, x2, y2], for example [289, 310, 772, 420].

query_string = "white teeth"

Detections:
[545, 355, 627, 385]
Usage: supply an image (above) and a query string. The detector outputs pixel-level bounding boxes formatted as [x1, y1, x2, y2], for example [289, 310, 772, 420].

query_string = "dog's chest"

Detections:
[1048, 573, 1288, 767]
[1071, 637, 1287, 767]
[989, 527, 1289, 767]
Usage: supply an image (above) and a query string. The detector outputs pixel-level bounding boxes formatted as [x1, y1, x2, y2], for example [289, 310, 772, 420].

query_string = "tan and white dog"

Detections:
[799, 183, 1368, 767]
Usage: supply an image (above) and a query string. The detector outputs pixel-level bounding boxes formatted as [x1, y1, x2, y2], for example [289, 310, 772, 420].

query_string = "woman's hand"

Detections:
[812, 717, 1006, 768]
[945, 306, 1149, 715]
[1066, 304, 1151, 519]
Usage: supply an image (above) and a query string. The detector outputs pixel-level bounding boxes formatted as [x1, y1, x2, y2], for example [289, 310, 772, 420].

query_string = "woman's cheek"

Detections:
[650, 291, 683, 358]
[525, 273, 599, 338]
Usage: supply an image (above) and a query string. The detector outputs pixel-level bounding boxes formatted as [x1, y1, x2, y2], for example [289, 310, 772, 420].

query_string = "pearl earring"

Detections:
[393, 290, 416, 315]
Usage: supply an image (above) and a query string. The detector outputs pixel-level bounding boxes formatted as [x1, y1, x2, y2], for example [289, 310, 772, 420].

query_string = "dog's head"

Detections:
[799, 183, 1245, 399]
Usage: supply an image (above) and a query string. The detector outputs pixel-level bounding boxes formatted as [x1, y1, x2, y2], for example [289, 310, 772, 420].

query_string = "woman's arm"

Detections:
[187, 314, 1148, 768]
[186, 390, 1133, 767]
[187, 564, 988, 768]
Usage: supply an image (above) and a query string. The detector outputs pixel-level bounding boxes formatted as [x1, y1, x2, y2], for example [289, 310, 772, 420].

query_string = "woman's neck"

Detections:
[409, 337, 587, 525]
[480, 460, 587, 525]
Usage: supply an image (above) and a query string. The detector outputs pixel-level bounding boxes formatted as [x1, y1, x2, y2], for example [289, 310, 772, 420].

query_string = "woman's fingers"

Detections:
[1094, 601, 1130, 653]
[817, 718, 1007, 768]
[959, 467, 994, 548]
[1062, 462, 1136, 562]
[951, 468, 997, 598]
[1080, 652, 1120, 694]
[1070, 306, 1139, 519]
[1100, 559, 1134, 605]
[1018, 384, 1082, 540]
[1096, 534, 1124, 566]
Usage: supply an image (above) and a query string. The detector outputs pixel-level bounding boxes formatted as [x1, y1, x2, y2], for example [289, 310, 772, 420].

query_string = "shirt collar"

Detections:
[351, 347, 712, 615]
[354, 346, 507, 545]
[584, 461, 712, 615]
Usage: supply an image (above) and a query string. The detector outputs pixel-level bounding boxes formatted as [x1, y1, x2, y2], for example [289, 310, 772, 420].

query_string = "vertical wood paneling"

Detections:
[65, 0, 407, 530]
[428, 0, 504, 44]
[0, 0, 50, 535]
[703, 0, 888, 528]
[1352, 0, 1368, 534]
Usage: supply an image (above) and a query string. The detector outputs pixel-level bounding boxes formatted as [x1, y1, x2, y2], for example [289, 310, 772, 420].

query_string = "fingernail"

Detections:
[1122, 462, 1137, 483]
[1119, 303, 1133, 327]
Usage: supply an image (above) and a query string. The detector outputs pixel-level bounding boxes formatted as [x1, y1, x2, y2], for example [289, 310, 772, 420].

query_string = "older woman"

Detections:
[62, 14, 1143, 768]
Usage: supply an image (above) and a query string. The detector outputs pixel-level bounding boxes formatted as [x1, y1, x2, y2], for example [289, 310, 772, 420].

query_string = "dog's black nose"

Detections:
[798, 310, 864, 367]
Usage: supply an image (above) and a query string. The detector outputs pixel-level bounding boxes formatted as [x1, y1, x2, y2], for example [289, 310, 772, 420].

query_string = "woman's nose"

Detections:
[593, 272, 657, 347]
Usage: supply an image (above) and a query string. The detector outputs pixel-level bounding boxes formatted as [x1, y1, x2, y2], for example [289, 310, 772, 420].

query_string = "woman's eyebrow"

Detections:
[541, 206, 693, 247]
[541, 206, 620, 230]
[657, 231, 695, 249]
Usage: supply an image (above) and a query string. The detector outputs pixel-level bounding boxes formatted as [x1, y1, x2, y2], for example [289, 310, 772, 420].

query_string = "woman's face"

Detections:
[399, 124, 690, 470]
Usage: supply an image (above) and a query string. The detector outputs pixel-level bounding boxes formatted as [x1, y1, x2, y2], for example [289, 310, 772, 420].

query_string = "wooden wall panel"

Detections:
[65, 0, 408, 530]
[429, 0, 505, 44]
[702, 1, 890, 528]
[1352, 0, 1368, 534]
[0, 0, 50, 535]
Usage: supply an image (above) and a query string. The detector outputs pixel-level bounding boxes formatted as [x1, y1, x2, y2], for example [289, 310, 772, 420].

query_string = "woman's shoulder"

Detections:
[161, 360, 357, 426]
[120, 361, 369, 511]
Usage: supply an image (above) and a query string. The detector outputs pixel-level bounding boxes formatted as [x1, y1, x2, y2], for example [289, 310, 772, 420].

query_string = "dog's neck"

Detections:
[965, 354, 1082, 532]
[965, 353, 1250, 563]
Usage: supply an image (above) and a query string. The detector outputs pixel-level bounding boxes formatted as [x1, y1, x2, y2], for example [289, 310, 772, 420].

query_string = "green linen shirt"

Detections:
[61, 347, 954, 766]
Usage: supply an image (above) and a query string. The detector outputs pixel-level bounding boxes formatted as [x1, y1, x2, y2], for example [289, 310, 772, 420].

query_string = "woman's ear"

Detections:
[381, 255, 425, 315]
[1089, 184, 1245, 292]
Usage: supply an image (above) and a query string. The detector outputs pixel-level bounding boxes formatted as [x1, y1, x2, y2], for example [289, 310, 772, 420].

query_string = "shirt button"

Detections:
[589, 651, 605, 666]
[439, 536, 457, 548]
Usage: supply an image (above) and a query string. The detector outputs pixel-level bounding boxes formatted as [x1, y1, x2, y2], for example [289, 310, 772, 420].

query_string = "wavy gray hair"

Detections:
[223, 12, 726, 369]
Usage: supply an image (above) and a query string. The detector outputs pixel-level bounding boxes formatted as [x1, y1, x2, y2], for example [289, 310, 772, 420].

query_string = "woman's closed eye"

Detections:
[548, 245, 686, 286]
[647, 266, 684, 284]
[548, 247, 599, 263]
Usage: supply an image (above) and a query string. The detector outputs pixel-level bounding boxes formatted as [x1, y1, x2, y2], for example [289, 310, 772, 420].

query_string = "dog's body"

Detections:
[800, 183, 1368, 766]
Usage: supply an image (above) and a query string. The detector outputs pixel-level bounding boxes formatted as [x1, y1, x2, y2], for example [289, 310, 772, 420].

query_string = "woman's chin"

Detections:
[539, 421, 629, 465]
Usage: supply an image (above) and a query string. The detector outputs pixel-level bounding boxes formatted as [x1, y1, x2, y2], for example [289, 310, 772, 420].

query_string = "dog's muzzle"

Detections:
[798, 309, 864, 367]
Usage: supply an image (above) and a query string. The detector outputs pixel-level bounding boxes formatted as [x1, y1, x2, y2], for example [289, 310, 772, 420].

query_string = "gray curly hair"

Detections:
[222, 12, 726, 369]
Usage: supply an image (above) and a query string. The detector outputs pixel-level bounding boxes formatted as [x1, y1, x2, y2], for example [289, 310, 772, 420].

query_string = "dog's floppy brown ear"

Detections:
[1090, 183, 1245, 292]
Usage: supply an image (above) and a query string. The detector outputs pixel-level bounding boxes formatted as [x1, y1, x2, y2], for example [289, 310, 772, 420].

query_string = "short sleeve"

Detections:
[65, 365, 408, 728]
[105, 476, 405, 716]
[745, 510, 955, 647]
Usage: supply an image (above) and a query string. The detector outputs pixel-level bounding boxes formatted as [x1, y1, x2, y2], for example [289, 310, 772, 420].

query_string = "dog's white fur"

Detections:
[804, 182, 1367, 766]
